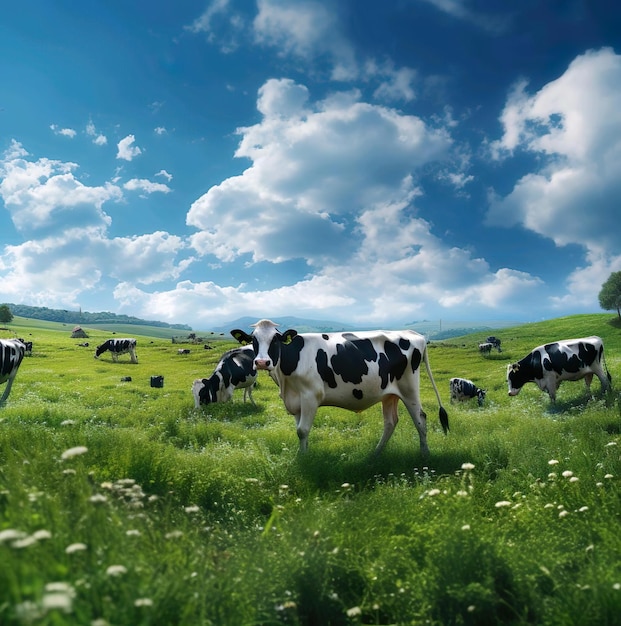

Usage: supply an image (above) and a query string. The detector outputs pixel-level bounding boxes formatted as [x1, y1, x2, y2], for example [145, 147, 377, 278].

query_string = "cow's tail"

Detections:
[423, 344, 449, 434]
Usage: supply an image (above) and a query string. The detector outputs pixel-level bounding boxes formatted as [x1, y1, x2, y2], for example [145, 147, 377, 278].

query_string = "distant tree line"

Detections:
[3, 303, 192, 331]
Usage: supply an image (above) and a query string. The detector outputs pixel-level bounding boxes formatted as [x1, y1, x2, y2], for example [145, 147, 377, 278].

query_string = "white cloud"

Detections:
[0, 143, 121, 236]
[86, 121, 107, 145]
[116, 135, 143, 161]
[155, 169, 173, 181]
[124, 179, 172, 195]
[50, 124, 77, 138]
[187, 78, 452, 266]
[253, 0, 358, 80]
[487, 48, 621, 259]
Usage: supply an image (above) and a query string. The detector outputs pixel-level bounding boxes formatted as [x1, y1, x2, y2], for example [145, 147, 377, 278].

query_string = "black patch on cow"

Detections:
[330, 337, 377, 384]
[316, 349, 337, 388]
[378, 340, 408, 389]
[352, 388, 363, 400]
[278, 334, 305, 376]
[322, 334, 329, 340]
[543, 341, 597, 376]
[398, 337, 410, 351]
[410, 348, 422, 373]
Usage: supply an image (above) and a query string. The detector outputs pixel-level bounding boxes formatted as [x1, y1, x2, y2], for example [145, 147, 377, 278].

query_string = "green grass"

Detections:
[1, 314, 620, 625]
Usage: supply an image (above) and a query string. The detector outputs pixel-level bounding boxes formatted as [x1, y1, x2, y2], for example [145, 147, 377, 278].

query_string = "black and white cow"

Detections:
[486, 336, 502, 352]
[192, 345, 257, 408]
[94, 338, 138, 363]
[478, 342, 493, 354]
[449, 377, 486, 406]
[507, 336, 611, 402]
[0, 339, 26, 406]
[231, 319, 448, 457]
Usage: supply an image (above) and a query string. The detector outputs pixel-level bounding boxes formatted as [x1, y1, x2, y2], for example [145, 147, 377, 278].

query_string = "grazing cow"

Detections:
[178, 349, 191, 355]
[449, 377, 486, 406]
[231, 319, 448, 457]
[478, 342, 493, 354]
[486, 336, 502, 352]
[507, 336, 611, 402]
[94, 338, 138, 363]
[192, 345, 257, 408]
[0, 339, 26, 406]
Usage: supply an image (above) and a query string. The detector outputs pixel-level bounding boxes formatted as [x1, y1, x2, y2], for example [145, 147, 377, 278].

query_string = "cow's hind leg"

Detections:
[401, 397, 429, 457]
[375, 395, 400, 455]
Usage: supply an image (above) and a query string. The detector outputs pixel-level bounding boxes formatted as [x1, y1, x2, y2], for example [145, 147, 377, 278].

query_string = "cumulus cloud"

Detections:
[0, 143, 191, 309]
[487, 47, 621, 300]
[254, 0, 357, 80]
[488, 49, 621, 254]
[187, 78, 452, 267]
[0, 141, 121, 236]
[116, 135, 142, 161]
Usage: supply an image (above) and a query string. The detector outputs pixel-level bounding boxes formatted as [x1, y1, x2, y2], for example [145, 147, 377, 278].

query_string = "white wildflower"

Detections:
[0, 529, 26, 543]
[461, 462, 475, 471]
[106, 565, 127, 577]
[569, 476, 579, 483]
[559, 510, 569, 518]
[134, 598, 153, 607]
[66, 542, 87, 554]
[346, 606, 362, 617]
[32, 530, 52, 540]
[495, 501, 511, 508]
[427, 488, 441, 497]
[61, 446, 88, 460]
[548, 459, 559, 465]
[184, 505, 200, 513]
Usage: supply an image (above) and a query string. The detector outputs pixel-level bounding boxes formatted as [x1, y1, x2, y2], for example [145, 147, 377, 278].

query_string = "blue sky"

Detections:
[1, 1, 620, 330]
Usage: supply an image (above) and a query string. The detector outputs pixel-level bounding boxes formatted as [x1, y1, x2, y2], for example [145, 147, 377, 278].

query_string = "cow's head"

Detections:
[231, 319, 298, 371]
[477, 388, 487, 406]
[506, 363, 521, 396]
[94, 341, 109, 359]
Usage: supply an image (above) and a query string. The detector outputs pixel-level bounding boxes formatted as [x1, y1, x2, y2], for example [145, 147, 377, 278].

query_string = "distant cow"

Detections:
[178, 349, 191, 355]
[0, 339, 26, 406]
[192, 345, 257, 408]
[231, 319, 448, 457]
[449, 377, 486, 406]
[94, 338, 138, 363]
[486, 336, 502, 352]
[478, 342, 493, 354]
[507, 336, 611, 402]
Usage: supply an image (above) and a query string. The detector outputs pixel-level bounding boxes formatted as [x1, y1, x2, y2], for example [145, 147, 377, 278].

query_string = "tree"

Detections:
[0, 304, 14, 324]
[598, 271, 621, 320]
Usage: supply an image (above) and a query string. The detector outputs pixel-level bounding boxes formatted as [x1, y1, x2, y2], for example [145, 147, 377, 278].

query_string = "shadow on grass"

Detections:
[292, 445, 467, 492]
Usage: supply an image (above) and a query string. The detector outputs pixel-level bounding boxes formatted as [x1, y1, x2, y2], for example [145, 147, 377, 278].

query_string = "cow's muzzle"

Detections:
[255, 359, 272, 371]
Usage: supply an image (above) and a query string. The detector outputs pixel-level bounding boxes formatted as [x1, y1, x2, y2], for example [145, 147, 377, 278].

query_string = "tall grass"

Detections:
[1, 314, 620, 625]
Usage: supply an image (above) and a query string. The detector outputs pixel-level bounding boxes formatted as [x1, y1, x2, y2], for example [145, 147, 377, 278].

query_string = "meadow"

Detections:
[0, 314, 620, 625]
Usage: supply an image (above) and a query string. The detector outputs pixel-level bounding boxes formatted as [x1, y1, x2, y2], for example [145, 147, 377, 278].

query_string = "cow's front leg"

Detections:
[402, 397, 429, 457]
[295, 398, 318, 453]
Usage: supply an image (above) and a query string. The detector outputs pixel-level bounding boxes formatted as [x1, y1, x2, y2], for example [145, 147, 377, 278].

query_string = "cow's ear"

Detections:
[281, 329, 298, 345]
[231, 329, 253, 345]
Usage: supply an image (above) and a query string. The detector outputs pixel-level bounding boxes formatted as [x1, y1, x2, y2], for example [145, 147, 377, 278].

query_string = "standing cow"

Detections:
[507, 336, 611, 402]
[449, 377, 486, 406]
[478, 342, 493, 354]
[0, 339, 26, 406]
[192, 345, 257, 408]
[94, 338, 138, 363]
[231, 319, 448, 457]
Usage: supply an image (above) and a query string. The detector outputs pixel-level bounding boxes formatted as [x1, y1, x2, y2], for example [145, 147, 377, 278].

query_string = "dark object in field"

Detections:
[150, 375, 164, 388]
[120, 376, 132, 382]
